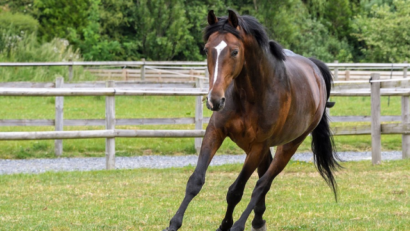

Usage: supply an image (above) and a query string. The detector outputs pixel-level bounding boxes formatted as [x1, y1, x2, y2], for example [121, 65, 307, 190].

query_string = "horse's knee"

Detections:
[226, 186, 243, 205]
[186, 172, 205, 197]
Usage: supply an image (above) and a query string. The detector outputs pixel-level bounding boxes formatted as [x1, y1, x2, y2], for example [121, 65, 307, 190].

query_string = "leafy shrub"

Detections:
[33, 0, 90, 42]
[352, 0, 410, 62]
[0, 12, 39, 35]
[291, 19, 353, 62]
[0, 30, 94, 82]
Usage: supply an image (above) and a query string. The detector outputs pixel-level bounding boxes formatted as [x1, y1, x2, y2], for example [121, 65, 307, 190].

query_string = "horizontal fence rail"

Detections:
[0, 88, 208, 96]
[0, 116, 404, 127]
[0, 130, 206, 140]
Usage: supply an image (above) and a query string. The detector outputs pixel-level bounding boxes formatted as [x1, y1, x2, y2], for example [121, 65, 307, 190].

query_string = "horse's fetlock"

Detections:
[254, 204, 266, 214]
[169, 217, 182, 230]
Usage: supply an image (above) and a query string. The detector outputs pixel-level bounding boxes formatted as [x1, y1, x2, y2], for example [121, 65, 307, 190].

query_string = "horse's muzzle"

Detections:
[206, 96, 226, 111]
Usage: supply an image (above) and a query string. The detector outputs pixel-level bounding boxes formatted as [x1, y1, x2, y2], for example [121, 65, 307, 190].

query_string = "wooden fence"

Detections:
[1, 76, 410, 167]
[0, 61, 409, 168]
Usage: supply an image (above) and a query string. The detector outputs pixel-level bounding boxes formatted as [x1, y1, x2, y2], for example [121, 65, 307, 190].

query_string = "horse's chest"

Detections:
[226, 114, 262, 151]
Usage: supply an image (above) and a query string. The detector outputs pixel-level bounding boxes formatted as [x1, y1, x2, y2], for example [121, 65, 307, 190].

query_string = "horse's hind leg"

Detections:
[217, 145, 268, 231]
[251, 150, 272, 231]
[231, 136, 307, 231]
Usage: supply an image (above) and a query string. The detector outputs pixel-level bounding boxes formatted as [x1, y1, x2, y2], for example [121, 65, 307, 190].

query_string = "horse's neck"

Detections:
[234, 50, 276, 104]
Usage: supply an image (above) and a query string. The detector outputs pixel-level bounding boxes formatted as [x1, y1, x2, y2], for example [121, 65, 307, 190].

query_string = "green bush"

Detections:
[1, 0, 408, 62]
[0, 12, 39, 35]
[33, 0, 90, 42]
[0, 30, 94, 82]
[352, 0, 410, 62]
[291, 18, 353, 62]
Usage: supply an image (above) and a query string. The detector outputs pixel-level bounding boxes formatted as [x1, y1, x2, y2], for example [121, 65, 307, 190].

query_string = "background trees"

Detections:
[0, 0, 408, 62]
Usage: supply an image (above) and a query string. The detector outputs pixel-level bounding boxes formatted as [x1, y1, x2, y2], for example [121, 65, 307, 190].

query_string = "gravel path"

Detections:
[0, 151, 403, 175]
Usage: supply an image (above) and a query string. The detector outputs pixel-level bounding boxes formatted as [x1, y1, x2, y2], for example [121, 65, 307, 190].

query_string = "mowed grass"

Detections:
[0, 160, 409, 230]
[0, 95, 404, 158]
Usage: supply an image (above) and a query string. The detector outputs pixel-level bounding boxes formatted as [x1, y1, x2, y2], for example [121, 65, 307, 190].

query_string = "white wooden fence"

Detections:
[0, 61, 409, 168]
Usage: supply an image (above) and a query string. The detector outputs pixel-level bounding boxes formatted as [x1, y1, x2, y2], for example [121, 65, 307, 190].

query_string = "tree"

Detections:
[68, 0, 121, 60]
[33, 0, 90, 42]
[352, 0, 410, 62]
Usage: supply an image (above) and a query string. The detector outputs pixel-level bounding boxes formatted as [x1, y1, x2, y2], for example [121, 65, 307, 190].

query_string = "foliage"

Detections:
[0, 0, 409, 62]
[0, 12, 38, 35]
[68, 0, 121, 61]
[33, 0, 90, 42]
[0, 0, 35, 14]
[292, 18, 353, 62]
[352, 0, 410, 62]
[0, 29, 91, 82]
[133, 0, 198, 60]
[253, 0, 306, 49]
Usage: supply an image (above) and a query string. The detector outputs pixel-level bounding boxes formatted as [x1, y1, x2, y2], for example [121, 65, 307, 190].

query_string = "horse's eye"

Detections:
[231, 50, 239, 57]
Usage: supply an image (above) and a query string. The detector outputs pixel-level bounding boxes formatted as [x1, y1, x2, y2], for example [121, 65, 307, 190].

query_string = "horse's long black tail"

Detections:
[309, 57, 341, 201]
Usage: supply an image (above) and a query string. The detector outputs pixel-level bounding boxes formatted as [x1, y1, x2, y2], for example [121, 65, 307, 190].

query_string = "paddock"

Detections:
[0, 61, 409, 230]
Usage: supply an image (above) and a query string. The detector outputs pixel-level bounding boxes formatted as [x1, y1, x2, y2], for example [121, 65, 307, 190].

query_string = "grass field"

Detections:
[0, 160, 408, 230]
[0, 95, 404, 159]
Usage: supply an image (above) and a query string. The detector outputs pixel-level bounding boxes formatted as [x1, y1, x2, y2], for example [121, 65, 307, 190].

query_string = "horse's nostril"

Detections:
[221, 97, 226, 104]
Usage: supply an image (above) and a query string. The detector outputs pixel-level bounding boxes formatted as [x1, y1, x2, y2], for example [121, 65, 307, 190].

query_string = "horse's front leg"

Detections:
[231, 137, 307, 231]
[217, 145, 269, 231]
[164, 126, 226, 231]
[251, 149, 273, 231]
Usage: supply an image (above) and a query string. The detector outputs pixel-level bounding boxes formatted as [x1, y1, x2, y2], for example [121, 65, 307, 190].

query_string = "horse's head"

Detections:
[204, 10, 245, 111]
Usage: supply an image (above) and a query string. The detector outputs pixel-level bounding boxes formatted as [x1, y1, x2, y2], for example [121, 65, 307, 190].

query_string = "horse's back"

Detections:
[276, 53, 327, 140]
[283, 53, 327, 106]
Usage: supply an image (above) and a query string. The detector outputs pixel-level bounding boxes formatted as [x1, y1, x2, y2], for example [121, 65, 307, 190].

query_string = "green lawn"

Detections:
[0, 95, 404, 159]
[0, 160, 408, 230]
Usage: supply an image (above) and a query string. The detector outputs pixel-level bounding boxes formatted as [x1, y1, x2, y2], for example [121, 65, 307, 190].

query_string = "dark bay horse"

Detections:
[164, 10, 340, 231]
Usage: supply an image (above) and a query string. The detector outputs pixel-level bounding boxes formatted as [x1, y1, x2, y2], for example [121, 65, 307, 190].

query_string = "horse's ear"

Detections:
[227, 10, 238, 28]
[208, 10, 218, 25]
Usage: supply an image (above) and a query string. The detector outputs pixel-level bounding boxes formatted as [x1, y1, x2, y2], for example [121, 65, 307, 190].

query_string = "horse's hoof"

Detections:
[251, 222, 267, 231]
[163, 228, 174, 231]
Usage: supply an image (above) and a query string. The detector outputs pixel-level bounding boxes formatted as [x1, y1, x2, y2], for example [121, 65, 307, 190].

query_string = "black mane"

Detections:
[269, 40, 286, 61]
[204, 14, 285, 61]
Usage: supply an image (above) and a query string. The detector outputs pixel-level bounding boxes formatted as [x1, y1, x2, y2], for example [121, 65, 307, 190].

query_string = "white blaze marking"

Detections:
[213, 41, 227, 84]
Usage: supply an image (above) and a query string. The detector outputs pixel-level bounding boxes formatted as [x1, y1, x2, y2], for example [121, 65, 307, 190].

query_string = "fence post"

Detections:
[141, 58, 146, 81]
[370, 73, 381, 164]
[68, 59, 73, 82]
[54, 76, 64, 157]
[195, 73, 204, 154]
[122, 68, 128, 81]
[334, 60, 339, 81]
[402, 61, 409, 159]
[106, 81, 116, 169]
[345, 69, 350, 81]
